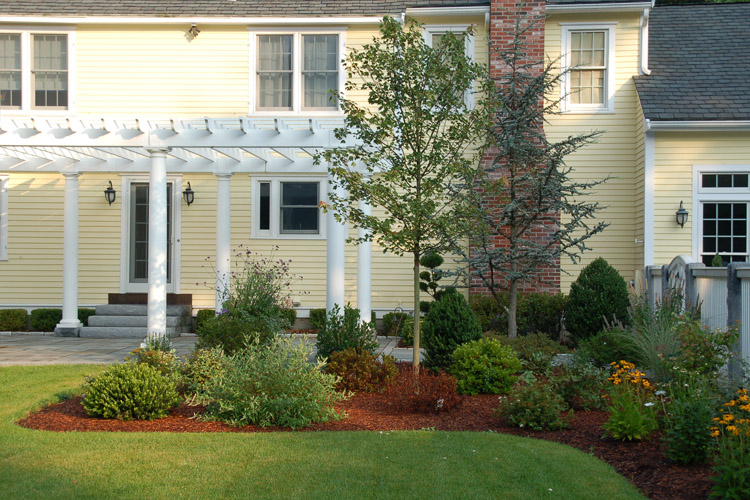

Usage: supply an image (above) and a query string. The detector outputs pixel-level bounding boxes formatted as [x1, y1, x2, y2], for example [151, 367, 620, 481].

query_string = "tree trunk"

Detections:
[508, 279, 518, 339]
[412, 254, 421, 374]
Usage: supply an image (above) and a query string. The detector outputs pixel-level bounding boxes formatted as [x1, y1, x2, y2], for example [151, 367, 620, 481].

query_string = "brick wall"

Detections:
[469, 0, 560, 296]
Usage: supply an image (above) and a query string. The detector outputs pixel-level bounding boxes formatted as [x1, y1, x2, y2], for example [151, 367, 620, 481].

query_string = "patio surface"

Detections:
[0, 334, 419, 366]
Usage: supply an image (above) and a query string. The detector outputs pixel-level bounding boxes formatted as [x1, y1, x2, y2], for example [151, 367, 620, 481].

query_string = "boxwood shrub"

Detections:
[451, 338, 522, 395]
[422, 289, 482, 370]
[30, 308, 63, 332]
[0, 309, 28, 331]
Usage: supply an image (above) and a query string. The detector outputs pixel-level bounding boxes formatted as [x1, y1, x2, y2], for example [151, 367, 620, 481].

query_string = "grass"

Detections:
[0, 365, 648, 500]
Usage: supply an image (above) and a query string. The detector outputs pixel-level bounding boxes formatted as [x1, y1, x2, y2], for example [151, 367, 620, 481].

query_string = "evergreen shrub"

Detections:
[0, 309, 27, 331]
[316, 304, 377, 360]
[469, 293, 567, 340]
[382, 312, 410, 336]
[564, 258, 630, 343]
[309, 308, 327, 331]
[82, 363, 180, 420]
[196, 313, 276, 355]
[422, 289, 481, 369]
[180, 347, 226, 396]
[450, 338, 521, 395]
[30, 308, 62, 331]
[78, 308, 96, 327]
[195, 309, 215, 332]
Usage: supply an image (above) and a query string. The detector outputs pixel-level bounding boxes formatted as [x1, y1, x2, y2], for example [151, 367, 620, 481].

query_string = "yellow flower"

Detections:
[740, 404, 750, 412]
[712, 429, 720, 438]
[724, 400, 737, 407]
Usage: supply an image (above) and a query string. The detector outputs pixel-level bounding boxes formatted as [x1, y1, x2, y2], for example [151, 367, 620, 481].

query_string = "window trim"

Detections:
[0, 26, 75, 115]
[560, 23, 616, 114]
[0, 175, 7, 261]
[692, 165, 750, 263]
[248, 28, 346, 116]
[251, 176, 327, 239]
[423, 24, 475, 110]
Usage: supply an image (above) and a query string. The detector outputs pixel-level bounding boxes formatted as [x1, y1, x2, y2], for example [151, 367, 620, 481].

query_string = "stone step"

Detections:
[87, 315, 186, 328]
[80, 326, 179, 339]
[94, 304, 191, 317]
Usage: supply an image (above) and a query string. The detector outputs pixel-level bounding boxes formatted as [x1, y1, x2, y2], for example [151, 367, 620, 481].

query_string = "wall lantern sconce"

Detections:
[188, 24, 201, 38]
[182, 182, 195, 206]
[676, 200, 689, 228]
[104, 180, 116, 205]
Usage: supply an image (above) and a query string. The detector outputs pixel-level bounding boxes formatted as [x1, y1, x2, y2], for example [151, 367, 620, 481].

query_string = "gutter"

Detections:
[645, 119, 750, 131]
[547, 2, 652, 14]
[405, 7, 490, 17]
[0, 15, 385, 25]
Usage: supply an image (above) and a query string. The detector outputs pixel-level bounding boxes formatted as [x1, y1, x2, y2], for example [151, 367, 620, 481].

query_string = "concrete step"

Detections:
[87, 315, 186, 328]
[80, 326, 179, 339]
[94, 304, 191, 317]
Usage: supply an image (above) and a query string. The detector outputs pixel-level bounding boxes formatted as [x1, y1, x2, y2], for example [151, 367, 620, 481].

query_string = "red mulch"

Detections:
[18, 392, 713, 500]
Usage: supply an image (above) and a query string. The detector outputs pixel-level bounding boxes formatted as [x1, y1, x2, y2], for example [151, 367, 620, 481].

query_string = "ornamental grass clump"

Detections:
[710, 388, 750, 499]
[602, 360, 658, 441]
[82, 363, 180, 421]
[450, 338, 521, 395]
[196, 337, 345, 429]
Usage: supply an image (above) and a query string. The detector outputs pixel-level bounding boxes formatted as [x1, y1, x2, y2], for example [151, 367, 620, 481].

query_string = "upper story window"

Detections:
[251, 30, 344, 114]
[561, 24, 615, 113]
[423, 25, 475, 109]
[0, 30, 73, 112]
[253, 177, 325, 238]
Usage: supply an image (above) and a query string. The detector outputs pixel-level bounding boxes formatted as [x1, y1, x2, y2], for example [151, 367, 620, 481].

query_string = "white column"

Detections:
[55, 172, 82, 336]
[357, 178, 372, 323]
[215, 173, 232, 313]
[147, 148, 169, 338]
[326, 175, 347, 314]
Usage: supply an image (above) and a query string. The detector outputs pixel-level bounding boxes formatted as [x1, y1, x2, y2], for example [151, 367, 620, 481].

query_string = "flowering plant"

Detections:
[710, 388, 750, 499]
[602, 360, 658, 441]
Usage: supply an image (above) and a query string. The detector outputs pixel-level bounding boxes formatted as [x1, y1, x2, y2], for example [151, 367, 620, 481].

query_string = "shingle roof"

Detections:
[0, 0, 490, 17]
[634, 4, 750, 122]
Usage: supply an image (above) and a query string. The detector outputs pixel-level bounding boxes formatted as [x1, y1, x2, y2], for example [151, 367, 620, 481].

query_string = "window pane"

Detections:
[734, 203, 747, 219]
[704, 220, 716, 236]
[593, 49, 605, 67]
[702, 174, 717, 188]
[282, 182, 318, 206]
[718, 174, 733, 188]
[581, 32, 593, 50]
[258, 35, 291, 71]
[257, 35, 292, 110]
[718, 203, 732, 219]
[259, 182, 270, 231]
[302, 34, 338, 109]
[735, 175, 749, 188]
[704, 203, 716, 218]
[258, 73, 291, 109]
[303, 35, 337, 71]
[32, 34, 67, 108]
[281, 207, 318, 233]
[593, 32, 605, 50]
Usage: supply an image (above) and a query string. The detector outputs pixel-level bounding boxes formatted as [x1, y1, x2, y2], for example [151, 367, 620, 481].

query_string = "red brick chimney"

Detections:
[470, 0, 561, 296]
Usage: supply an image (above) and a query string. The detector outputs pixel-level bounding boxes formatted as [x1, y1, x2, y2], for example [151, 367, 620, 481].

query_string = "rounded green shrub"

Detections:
[382, 311, 409, 336]
[30, 308, 62, 332]
[316, 304, 377, 360]
[195, 309, 215, 332]
[450, 339, 521, 395]
[497, 374, 570, 431]
[196, 312, 277, 355]
[180, 347, 226, 395]
[422, 289, 482, 370]
[82, 363, 180, 421]
[309, 308, 327, 331]
[574, 328, 635, 368]
[564, 258, 630, 343]
[0, 309, 28, 331]
[78, 308, 96, 327]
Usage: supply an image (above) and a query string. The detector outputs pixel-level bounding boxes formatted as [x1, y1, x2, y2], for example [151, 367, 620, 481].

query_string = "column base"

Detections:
[54, 326, 81, 337]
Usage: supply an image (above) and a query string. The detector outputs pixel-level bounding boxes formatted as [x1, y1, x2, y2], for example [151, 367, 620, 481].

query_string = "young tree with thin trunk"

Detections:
[320, 16, 492, 369]
[455, 16, 609, 338]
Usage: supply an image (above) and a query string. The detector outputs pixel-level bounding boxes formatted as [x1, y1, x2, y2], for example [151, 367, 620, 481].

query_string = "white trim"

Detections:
[0, 27, 75, 116]
[644, 130, 655, 266]
[0, 175, 7, 261]
[250, 175, 327, 240]
[639, 7, 651, 76]
[423, 24, 476, 109]
[248, 28, 346, 116]
[0, 16, 382, 25]
[647, 120, 750, 131]
[560, 23, 616, 114]
[406, 7, 489, 17]
[119, 174, 182, 294]
[547, 2, 653, 14]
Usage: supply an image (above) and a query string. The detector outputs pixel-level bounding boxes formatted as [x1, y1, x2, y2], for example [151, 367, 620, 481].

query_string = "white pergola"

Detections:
[0, 116, 371, 337]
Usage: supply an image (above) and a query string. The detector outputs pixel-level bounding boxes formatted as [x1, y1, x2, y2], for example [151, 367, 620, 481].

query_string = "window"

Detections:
[561, 24, 615, 113]
[0, 175, 7, 261]
[424, 25, 475, 109]
[254, 178, 325, 238]
[0, 30, 72, 112]
[695, 168, 750, 266]
[251, 31, 343, 113]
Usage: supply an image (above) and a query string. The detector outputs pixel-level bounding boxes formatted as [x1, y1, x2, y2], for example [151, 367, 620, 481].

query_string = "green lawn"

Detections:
[0, 365, 648, 500]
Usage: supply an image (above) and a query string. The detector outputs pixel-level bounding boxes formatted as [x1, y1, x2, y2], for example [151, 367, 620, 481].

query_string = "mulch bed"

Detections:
[18, 392, 713, 500]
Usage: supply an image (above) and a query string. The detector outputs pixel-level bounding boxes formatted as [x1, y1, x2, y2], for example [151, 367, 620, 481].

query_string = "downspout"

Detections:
[639, 2, 653, 75]
[644, 118, 655, 267]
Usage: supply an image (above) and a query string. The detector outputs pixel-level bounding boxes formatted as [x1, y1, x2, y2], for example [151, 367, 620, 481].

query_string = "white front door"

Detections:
[121, 178, 181, 293]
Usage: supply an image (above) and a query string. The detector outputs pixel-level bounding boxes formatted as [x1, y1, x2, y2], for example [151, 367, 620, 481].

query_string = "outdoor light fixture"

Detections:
[676, 200, 689, 228]
[104, 180, 116, 205]
[182, 182, 195, 206]
[188, 24, 200, 38]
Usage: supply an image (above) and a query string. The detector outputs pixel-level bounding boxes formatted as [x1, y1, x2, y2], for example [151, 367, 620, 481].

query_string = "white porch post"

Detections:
[357, 176, 372, 323]
[326, 174, 347, 315]
[55, 172, 82, 337]
[147, 148, 169, 338]
[215, 173, 232, 313]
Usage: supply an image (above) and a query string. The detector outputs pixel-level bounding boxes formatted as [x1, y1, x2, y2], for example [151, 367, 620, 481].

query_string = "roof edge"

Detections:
[0, 15, 387, 25]
[646, 120, 750, 132]
[547, 1, 653, 14]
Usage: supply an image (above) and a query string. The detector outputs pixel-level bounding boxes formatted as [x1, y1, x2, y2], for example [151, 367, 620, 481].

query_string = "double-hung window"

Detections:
[561, 24, 615, 113]
[254, 178, 325, 238]
[695, 168, 750, 266]
[423, 25, 475, 109]
[0, 175, 8, 261]
[0, 30, 72, 112]
[252, 31, 343, 113]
